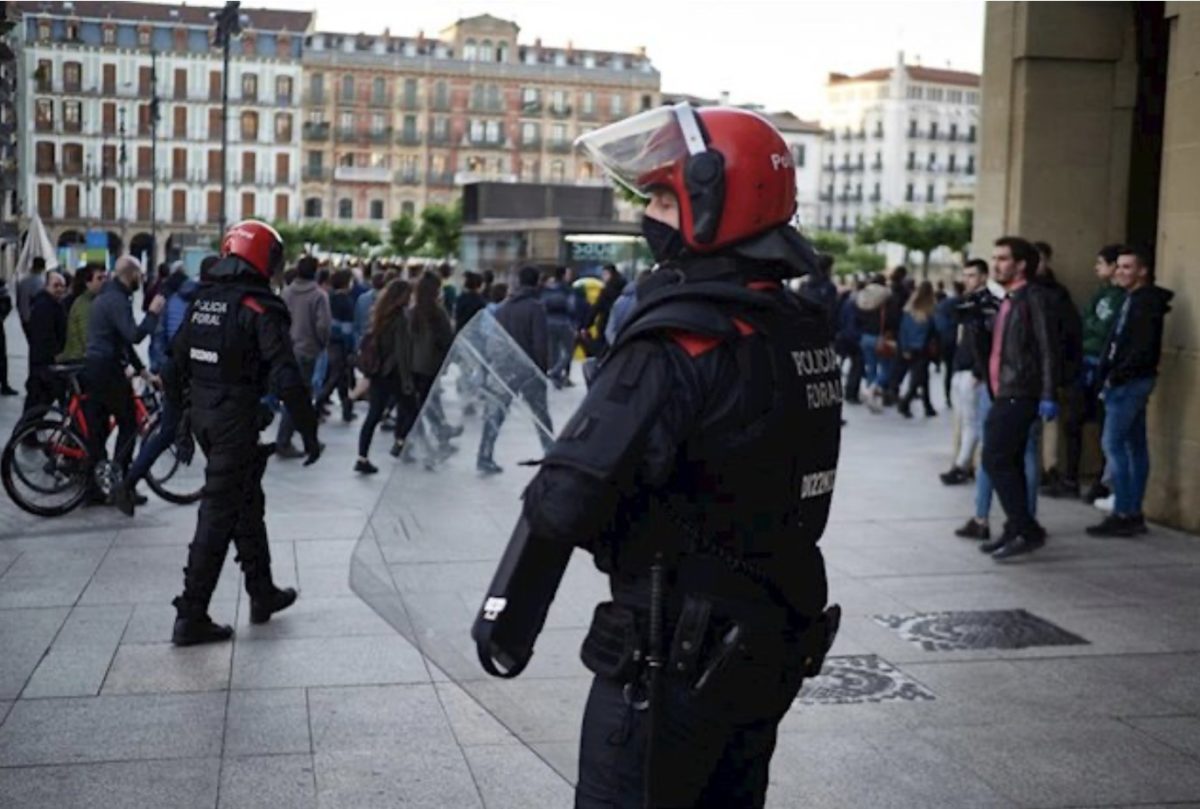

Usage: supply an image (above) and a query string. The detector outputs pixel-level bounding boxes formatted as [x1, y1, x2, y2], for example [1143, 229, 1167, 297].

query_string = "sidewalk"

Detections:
[0, 314, 1198, 808]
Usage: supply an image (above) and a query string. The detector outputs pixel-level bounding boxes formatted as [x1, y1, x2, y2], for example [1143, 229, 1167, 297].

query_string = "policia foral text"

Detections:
[163, 222, 323, 646]
[476, 104, 843, 807]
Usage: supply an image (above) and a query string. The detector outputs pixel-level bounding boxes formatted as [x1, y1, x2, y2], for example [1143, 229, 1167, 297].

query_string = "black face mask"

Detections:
[641, 215, 684, 264]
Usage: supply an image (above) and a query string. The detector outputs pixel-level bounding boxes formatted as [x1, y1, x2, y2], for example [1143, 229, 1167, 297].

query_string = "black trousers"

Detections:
[0, 321, 9, 388]
[576, 671, 794, 809]
[82, 360, 138, 477]
[983, 396, 1041, 537]
[898, 354, 933, 411]
[357, 374, 415, 458]
[316, 342, 354, 420]
[22, 364, 60, 416]
[176, 403, 275, 616]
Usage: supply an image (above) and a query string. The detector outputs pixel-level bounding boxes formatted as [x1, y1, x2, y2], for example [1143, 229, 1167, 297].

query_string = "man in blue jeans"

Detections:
[1087, 247, 1173, 537]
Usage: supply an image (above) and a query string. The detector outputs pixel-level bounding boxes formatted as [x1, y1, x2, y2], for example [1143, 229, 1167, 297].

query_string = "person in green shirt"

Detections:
[57, 265, 106, 362]
[1078, 244, 1127, 503]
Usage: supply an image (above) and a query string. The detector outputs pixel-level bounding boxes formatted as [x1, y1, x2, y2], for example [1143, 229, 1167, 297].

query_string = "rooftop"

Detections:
[15, 0, 312, 32]
[828, 64, 980, 88]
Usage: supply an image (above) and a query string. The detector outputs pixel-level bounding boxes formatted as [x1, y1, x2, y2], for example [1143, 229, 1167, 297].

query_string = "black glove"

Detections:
[175, 409, 195, 465]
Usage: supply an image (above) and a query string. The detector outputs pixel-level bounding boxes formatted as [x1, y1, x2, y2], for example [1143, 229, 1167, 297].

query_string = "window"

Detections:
[948, 154, 957, 172]
[497, 41, 509, 62]
[968, 124, 977, 142]
[276, 76, 293, 104]
[310, 73, 324, 102]
[37, 184, 53, 216]
[948, 90, 963, 104]
[611, 94, 624, 116]
[402, 115, 418, 140]
[906, 86, 923, 100]
[209, 70, 223, 101]
[66, 21, 79, 41]
[967, 92, 980, 104]
[63, 101, 81, 133]
[926, 184, 935, 202]
[522, 87, 540, 111]
[242, 73, 258, 102]
[522, 122, 540, 144]
[276, 153, 290, 184]
[471, 84, 484, 110]
[138, 188, 152, 221]
[174, 106, 187, 139]
[341, 74, 354, 102]
[469, 119, 484, 142]
[306, 151, 323, 172]
[36, 142, 55, 172]
[208, 107, 222, 140]
[966, 155, 975, 175]
[929, 122, 939, 139]
[241, 192, 255, 219]
[928, 88, 944, 102]
[485, 120, 501, 143]
[908, 119, 918, 137]
[906, 151, 915, 170]
[434, 80, 448, 109]
[139, 28, 151, 47]
[62, 143, 83, 175]
[338, 198, 353, 219]
[241, 152, 256, 183]
[53, 182, 78, 221]
[35, 99, 53, 131]
[63, 62, 81, 92]
[103, 64, 117, 95]
[371, 112, 385, 134]
[927, 152, 936, 168]
[305, 198, 322, 218]
[949, 123, 958, 141]
[550, 90, 568, 114]
[432, 117, 448, 141]
[403, 78, 418, 106]
[172, 189, 186, 223]
[479, 39, 494, 62]
[339, 111, 354, 132]
[463, 39, 477, 61]
[872, 182, 880, 199]
[275, 194, 289, 222]
[551, 123, 567, 144]
[372, 77, 386, 104]
[173, 147, 187, 180]
[102, 187, 117, 221]
[136, 145, 152, 177]
[791, 143, 805, 168]
[369, 200, 384, 220]
[207, 190, 221, 223]
[240, 111, 259, 141]
[102, 145, 116, 176]
[486, 84, 501, 111]
[401, 201, 415, 218]
[840, 215, 847, 231]
[38, 22, 51, 42]
[208, 150, 223, 182]
[905, 183, 914, 202]
[581, 92, 595, 115]
[550, 160, 565, 183]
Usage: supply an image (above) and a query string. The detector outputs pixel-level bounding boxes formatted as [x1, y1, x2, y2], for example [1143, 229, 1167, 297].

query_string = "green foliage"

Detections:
[808, 231, 851, 258]
[388, 214, 424, 260]
[418, 200, 462, 260]
[857, 208, 974, 275]
[841, 246, 887, 277]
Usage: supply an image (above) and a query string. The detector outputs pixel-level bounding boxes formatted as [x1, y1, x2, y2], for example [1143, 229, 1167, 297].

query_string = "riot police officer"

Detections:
[165, 221, 322, 646]
[519, 105, 842, 807]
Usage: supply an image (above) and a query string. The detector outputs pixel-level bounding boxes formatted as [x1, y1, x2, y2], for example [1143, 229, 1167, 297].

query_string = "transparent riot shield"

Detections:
[349, 311, 609, 781]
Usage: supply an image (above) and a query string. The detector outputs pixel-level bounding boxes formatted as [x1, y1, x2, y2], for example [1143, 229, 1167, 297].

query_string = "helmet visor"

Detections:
[575, 105, 694, 198]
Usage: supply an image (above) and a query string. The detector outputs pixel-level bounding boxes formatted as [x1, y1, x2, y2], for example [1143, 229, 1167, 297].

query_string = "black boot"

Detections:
[250, 586, 298, 624]
[171, 597, 234, 646]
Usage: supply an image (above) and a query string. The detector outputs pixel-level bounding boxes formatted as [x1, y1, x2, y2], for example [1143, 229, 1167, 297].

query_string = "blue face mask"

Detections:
[641, 215, 684, 263]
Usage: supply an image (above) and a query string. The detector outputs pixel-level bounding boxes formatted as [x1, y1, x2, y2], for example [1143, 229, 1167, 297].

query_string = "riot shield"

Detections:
[349, 311, 609, 781]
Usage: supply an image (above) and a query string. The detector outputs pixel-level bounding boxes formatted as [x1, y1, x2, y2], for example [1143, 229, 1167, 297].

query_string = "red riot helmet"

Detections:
[576, 103, 799, 254]
[220, 220, 285, 280]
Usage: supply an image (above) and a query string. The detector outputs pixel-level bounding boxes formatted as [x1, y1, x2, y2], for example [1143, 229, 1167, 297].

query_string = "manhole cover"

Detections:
[798, 654, 935, 705]
[874, 609, 1089, 652]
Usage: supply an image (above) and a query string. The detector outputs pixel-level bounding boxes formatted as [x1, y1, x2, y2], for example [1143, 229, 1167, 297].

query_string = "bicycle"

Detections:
[1, 363, 205, 517]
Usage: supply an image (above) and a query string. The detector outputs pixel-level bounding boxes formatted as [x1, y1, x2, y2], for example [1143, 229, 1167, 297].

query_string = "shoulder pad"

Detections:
[241, 295, 266, 314]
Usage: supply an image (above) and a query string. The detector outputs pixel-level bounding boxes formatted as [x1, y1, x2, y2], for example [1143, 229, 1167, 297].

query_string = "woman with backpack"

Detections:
[354, 280, 415, 474]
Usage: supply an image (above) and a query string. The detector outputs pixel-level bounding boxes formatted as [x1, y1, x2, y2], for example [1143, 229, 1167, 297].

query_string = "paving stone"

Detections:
[101, 642, 232, 694]
[79, 545, 239, 605]
[798, 654, 936, 706]
[0, 692, 226, 766]
[1125, 715, 1200, 760]
[462, 743, 574, 809]
[0, 700, 11, 726]
[308, 684, 457, 754]
[219, 754, 316, 809]
[234, 595, 392, 640]
[223, 688, 311, 756]
[23, 605, 132, 698]
[434, 681, 516, 746]
[314, 749, 482, 809]
[917, 717, 1200, 806]
[0, 757, 220, 809]
[232, 635, 428, 689]
[0, 545, 109, 608]
[0, 607, 69, 699]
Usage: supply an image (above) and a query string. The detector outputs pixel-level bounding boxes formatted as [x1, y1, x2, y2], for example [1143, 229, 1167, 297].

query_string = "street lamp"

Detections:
[149, 49, 160, 265]
[117, 106, 127, 229]
[212, 0, 242, 238]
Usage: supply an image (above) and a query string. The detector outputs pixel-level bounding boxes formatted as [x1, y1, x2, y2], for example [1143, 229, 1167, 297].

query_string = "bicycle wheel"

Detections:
[143, 418, 205, 505]
[1, 418, 92, 517]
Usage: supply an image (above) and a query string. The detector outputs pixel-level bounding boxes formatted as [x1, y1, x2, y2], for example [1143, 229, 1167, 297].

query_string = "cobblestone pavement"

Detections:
[1, 316, 1198, 808]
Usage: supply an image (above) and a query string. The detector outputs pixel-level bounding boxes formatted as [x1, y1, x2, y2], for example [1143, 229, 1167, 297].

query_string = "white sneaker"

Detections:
[1094, 494, 1115, 513]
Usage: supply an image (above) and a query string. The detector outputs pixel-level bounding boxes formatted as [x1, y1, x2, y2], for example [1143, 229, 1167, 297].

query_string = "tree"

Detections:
[419, 200, 462, 260]
[388, 214, 424, 263]
[858, 209, 975, 277]
[272, 221, 304, 263]
[808, 230, 851, 259]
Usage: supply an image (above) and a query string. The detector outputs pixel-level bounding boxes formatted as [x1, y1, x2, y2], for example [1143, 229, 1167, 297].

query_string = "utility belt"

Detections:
[581, 592, 840, 721]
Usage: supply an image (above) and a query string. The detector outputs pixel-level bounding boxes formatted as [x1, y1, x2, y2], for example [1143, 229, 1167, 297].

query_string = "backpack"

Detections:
[357, 328, 382, 376]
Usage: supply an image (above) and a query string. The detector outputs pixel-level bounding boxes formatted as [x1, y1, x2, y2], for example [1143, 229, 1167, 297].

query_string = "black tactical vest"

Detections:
[610, 261, 842, 617]
[184, 282, 268, 393]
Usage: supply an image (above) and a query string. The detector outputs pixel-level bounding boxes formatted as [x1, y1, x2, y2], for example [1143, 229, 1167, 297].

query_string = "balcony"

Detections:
[35, 120, 54, 133]
[35, 162, 59, 176]
[548, 104, 572, 118]
[465, 138, 509, 151]
[872, 129, 884, 140]
[468, 102, 506, 114]
[275, 94, 294, 106]
[822, 162, 835, 172]
[869, 192, 882, 202]
[334, 127, 358, 141]
[396, 131, 423, 147]
[579, 108, 598, 121]
[818, 191, 832, 202]
[400, 97, 422, 111]
[547, 141, 572, 154]
[520, 138, 541, 151]
[427, 171, 455, 187]
[395, 171, 422, 185]
[333, 165, 392, 183]
[521, 101, 542, 115]
[870, 161, 883, 171]
[368, 128, 393, 144]
[303, 92, 326, 106]
[303, 122, 330, 141]
[427, 134, 452, 147]
[368, 95, 391, 109]
[430, 99, 451, 112]
[302, 167, 331, 182]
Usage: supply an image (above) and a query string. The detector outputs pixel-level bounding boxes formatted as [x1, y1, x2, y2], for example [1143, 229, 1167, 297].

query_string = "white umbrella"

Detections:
[13, 213, 60, 279]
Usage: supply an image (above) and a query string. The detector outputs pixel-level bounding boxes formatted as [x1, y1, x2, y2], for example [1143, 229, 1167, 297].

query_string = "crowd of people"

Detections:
[823, 237, 1173, 557]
